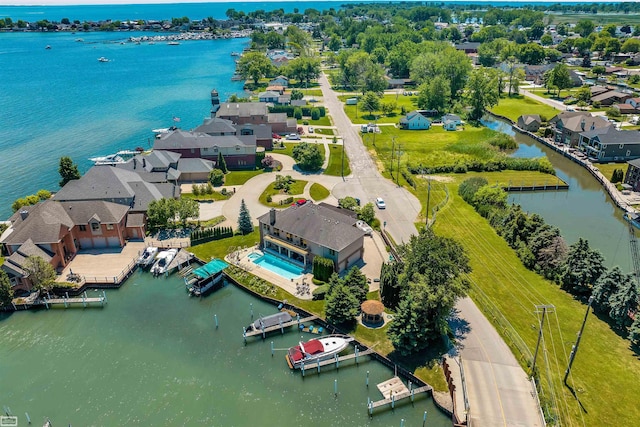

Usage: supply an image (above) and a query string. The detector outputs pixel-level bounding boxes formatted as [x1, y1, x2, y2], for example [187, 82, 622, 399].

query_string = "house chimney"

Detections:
[142, 158, 146, 168]
[133, 158, 137, 169]
[580, 118, 586, 131]
[19, 210, 29, 220]
[269, 208, 276, 225]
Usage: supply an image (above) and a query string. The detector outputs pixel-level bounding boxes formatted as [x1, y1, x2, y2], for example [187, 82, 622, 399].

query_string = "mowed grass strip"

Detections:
[324, 144, 351, 176]
[432, 180, 640, 426]
[258, 179, 307, 208]
[309, 183, 330, 201]
[224, 170, 264, 186]
[490, 95, 561, 122]
[594, 162, 628, 183]
[339, 94, 418, 124]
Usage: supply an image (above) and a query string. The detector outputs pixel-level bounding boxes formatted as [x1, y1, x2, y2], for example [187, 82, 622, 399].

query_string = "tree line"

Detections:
[458, 177, 640, 347]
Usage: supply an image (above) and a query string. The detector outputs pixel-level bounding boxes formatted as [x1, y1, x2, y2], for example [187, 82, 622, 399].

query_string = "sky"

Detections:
[0, 0, 633, 5]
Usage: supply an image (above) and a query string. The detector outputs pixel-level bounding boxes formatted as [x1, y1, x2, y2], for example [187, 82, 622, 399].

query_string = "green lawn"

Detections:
[324, 144, 352, 176]
[490, 95, 561, 122]
[189, 230, 261, 260]
[271, 142, 298, 158]
[224, 170, 265, 186]
[307, 115, 332, 126]
[339, 94, 418, 124]
[551, 12, 640, 25]
[431, 178, 640, 426]
[309, 183, 330, 201]
[314, 128, 335, 136]
[0, 256, 4, 267]
[594, 162, 628, 182]
[299, 89, 323, 97]
[258, 179, 308, 207]
[197, 215, 225, 228]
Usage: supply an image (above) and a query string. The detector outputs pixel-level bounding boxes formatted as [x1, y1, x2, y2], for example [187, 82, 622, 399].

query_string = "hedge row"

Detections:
[312, 256, 334, 282]
[190, 226, 234, 245]
[407, 157, 555, 175]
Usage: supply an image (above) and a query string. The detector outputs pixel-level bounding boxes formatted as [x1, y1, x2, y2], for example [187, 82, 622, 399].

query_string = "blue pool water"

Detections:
[253, 253, 303, 280]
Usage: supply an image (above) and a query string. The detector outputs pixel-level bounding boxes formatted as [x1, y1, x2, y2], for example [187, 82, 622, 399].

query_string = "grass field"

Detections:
[339, 94, 418, 124]
[258, 179, 308, 207]
[309, 183, 330, 201]
[224, 170, 264, 186]
[594, 162, 629, 182]
[314, 128, 335, 136]
[299, 89, 323, 97]
[271, 142, 298, 158]
[307, 115, 332, 126]
[429, 178, 640, 425]
[551, 12, 640, 25]
[490, 95, 561, 122]
[190, 230, 261, 260]
[324, 144, 351, 176]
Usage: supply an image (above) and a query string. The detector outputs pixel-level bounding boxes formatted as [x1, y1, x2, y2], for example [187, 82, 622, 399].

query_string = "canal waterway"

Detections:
[482, 116, 633, 273]
[0, 271, 450, 426]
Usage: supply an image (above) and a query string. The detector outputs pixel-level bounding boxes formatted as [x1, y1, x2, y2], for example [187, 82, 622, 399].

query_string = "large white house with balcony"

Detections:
[257, 203, 366, 273]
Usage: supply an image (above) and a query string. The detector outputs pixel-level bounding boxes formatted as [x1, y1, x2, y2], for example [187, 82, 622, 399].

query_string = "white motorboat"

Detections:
[98, 56, 110, 62]
[89, 150, 137, 165]
[137, 246, 158, 267]
[167, 41, 180, 45]
[286, 335, 354, 369]
[246, 311, 292, 332]
[151, 249, 178, 276]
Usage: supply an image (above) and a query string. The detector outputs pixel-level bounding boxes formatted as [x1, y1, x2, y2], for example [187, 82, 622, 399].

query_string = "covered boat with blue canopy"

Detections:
[185, 259, 228, 296]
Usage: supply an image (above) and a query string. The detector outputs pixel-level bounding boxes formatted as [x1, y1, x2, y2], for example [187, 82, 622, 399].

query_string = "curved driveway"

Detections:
[319, 72, 542, 426]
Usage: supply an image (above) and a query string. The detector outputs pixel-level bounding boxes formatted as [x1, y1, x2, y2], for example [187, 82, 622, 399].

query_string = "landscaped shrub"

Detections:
[311, 108, 320, 120]
[293, 107, 303, 120]
[312, 284, 330, 300]
[406, 157, 555, 176]
[255, 151, 265, 168]
[312, 256, 334, 282]
[401, 168, 415, 188]
[279, 197, 294, 205]
[269, 105, 325, 117]
[190, 226, 234, 245]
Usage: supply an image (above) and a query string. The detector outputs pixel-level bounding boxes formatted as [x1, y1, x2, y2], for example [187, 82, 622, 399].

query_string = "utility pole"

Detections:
[390, 137, 396, 179]
[425, 177, 431, 226]
[532, 304, 554, 377]
[396, 144, 401, 186]
[564, 296, 594, 384]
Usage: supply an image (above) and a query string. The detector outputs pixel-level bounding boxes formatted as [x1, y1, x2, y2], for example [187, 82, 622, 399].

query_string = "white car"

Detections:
[308, 126, 314, 133]
[286, 133, 300, 140]
[375, 197, 386, 209]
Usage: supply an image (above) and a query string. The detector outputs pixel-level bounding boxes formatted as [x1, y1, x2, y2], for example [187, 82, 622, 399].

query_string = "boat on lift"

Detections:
[151, 249, 178, 276]
[185, 259, 228, 296]
[286, 335, 354, 369]
[137, 247, 158, 268]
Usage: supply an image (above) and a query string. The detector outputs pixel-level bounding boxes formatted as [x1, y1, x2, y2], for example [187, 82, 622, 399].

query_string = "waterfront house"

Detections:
[54, 166, 179, 215]
[1, 200, 132, 290]
[399, 110, 431, 130]
[269, 75, 289, 87]
[195, 117, 273, 150]
[154, 129, 257, 169]
[579, 127, 640, 162]
[442, 114, 462, 131]
[257, 203, 366, 273]
[624, 158, 640, 191]
[215, 102, 297, 135]
[258, 91, 281, 103]
[517, 114, 542, 132]
[591, 90, 632, 106]
[266, 85, 285, 95]
[549, 112, 613, 146]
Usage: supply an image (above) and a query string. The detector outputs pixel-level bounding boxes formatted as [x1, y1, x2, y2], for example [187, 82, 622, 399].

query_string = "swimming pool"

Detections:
[252, 252, 304, 280]
[247, 252, 261, 261]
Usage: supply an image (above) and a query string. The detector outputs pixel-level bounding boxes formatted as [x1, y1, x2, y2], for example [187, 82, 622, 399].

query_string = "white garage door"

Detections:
[107, 236, 120, 247]
[92, 238, 108, 249]
[79, 238, 93, 249]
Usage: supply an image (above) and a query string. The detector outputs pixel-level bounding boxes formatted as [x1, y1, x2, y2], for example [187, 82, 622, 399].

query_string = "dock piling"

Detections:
[214, 314, 218, 329]
[334, 379, 338, 397]
[392, 393, 395, 409]
[301, 362, 305, 377]
[25, 412, 30, 424]
[250, 303, 253, 319]
[279, 318, 283, 334]
[400, 419, 405, 427]
[44, 299, 49, 310]
[103, 290, 107, 304]
[82, 292, 87, 308]
[242, 327, 247, 344]
[355, 346, 359, 364]
[366, 371, 369, 387]
[271, 341, 274, 357]
[411, 387, 414, 402]
[64, 296, 68, 308]
[423, 411, 427, 426]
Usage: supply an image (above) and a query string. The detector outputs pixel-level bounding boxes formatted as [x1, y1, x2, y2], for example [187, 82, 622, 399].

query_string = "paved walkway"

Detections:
[319, 72, 543, 426]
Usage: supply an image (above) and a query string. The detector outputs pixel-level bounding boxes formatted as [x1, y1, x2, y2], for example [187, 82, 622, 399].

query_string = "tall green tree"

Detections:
[325, 281, 360, 325]
[176, 199, 199, 227]
[560, 238, 606, 296]
[592, 266, 628, 313]
[609, 279, 639, 329]
[575, 19, 595, 37]
[23, 256, 56, 292]
[0, 270, 14, 308]
[292, 142, 323, 171]
[146, 198, 177, 230]
[237, 51, 273, 84]
[238, 199, 253, 235]
[629, 315, 640, 347]
[216, 152, 228, 174]
[285, 56, 321, 86]
[466, 68, 499, 121]
[359, 91, 381, 117]
[416, 76, 451, 112]
[58, 156, 81, 187]
[379, 261, 404, 309]
[343, 266, 368, 303]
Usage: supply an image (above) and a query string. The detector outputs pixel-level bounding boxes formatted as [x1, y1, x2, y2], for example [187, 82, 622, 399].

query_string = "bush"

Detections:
[302, 120, 309, 125]
[293, 107, 303, 120]
[487, 134, 518, 150]
[192, 184, 200, 196]
[266, 195, 272, 203]
[221, 188, 228, 195]
[311, 107, 320, 120]
[190, 225, 234, 245]
[269, 105, 325, 117]
[312, 256, 334, 282]
[209, 169, 225, 186]
[312, 284, 330, 300]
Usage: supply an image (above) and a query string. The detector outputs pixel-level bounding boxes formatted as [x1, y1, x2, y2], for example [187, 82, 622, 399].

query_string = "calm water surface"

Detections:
[0, 272, 449, 426]
[483, 116, 633, 272]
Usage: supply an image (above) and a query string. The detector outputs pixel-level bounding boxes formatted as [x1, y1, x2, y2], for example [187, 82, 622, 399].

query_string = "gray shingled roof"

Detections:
[3, 239, 54, 278]
[257, 203, 365, 252]
[217, 102, 269, 118]
[154, 130, 257, 150]
[561, 114, 611, 132]
[628, 158, 640, 168]
[177, 158, 214, 173]
[236, 123, 272, 139]
[126, 213, 145, 227]
[520, 114, 541, 125]
[194, 117, 236, 135]
[591, 91, 630, 103]
[583, 128, 640, 145]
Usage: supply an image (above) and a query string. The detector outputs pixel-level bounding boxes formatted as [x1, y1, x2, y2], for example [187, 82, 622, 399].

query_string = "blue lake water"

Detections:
[0, 31, 246, 218]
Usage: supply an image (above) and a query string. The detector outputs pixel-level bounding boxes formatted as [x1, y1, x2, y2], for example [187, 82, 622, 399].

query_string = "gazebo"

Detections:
[361, 300, 385, 327]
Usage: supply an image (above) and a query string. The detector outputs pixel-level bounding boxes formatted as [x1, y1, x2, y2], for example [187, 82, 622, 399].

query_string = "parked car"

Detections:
[291, 198, 309, 206]
[308, 126, 314, 133]
[286, 133, 301, 140]
[375, 197, 386, 209]
[272, 133, 282, 140]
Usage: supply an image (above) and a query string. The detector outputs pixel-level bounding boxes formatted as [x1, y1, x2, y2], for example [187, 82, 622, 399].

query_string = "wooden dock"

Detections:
[43, 291, 107, 309]
[166, 249, 194, 274]
[299, 347, 375, 373]
[368, 376, 433, 414]
[244, 315, 319, 339]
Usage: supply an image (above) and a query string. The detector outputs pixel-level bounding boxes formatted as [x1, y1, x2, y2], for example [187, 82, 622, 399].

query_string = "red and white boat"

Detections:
[286, 335, 354, 369]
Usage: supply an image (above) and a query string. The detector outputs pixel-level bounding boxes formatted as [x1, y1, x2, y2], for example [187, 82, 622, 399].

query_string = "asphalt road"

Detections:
[319, 73, 543, 426]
